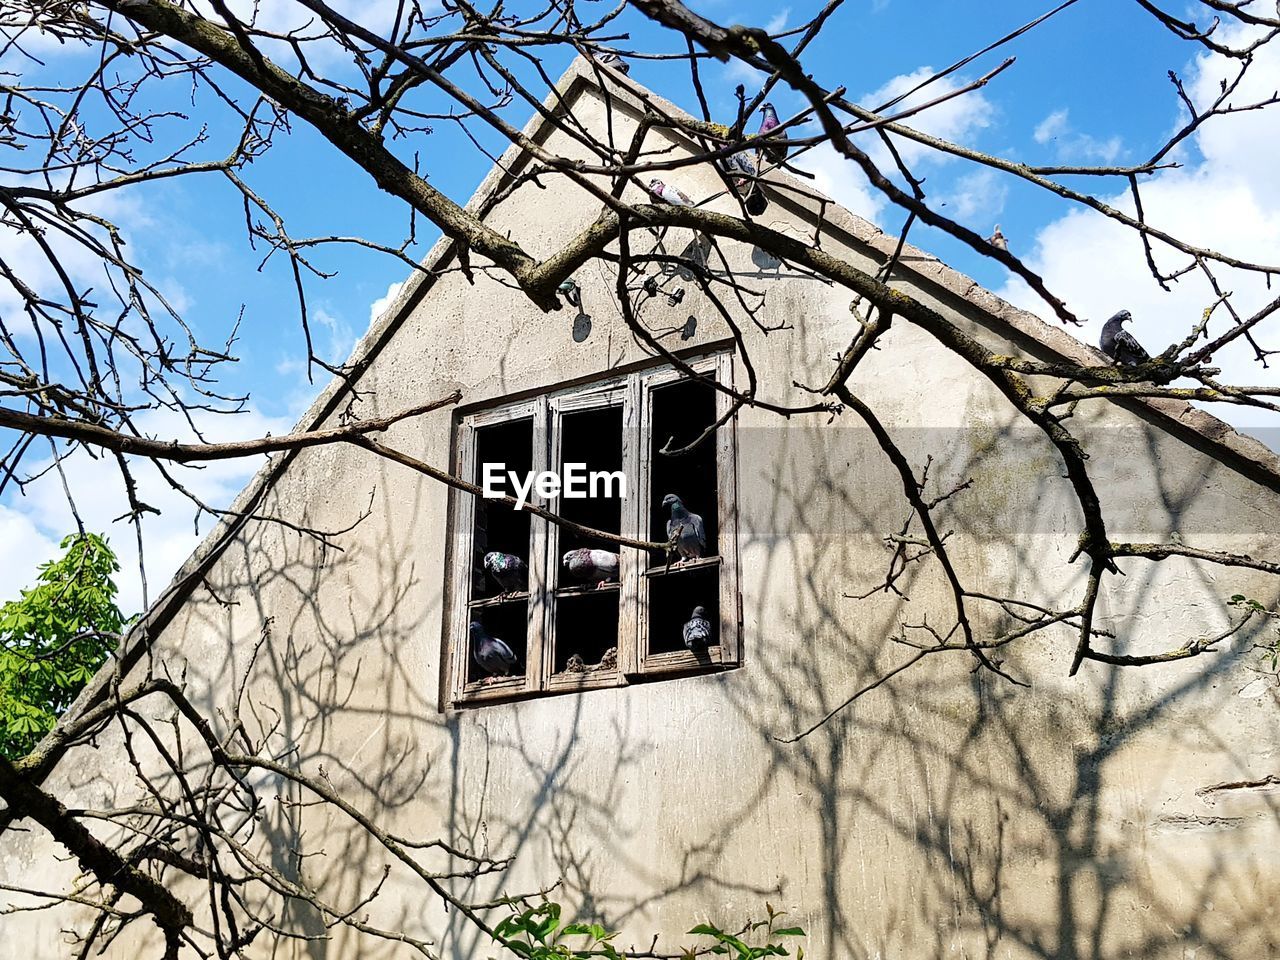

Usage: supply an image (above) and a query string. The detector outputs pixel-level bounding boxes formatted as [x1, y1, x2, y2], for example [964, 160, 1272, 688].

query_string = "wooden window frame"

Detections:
[445, 351, 741, 708]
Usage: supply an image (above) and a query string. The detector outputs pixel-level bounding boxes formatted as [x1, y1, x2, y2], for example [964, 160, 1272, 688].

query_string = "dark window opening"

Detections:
[648, 378, 719, 568]
[553, 591, 620, 675]
[466, 602, 529, 685]
[558, 406, 624, 560]
[450, 356, 738, 706]
[473, 418, 533, 600]
[647, 565, 720, 656]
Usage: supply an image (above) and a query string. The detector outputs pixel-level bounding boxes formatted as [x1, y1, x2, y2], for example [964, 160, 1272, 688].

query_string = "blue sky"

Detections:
[3, 0, 1278, 610]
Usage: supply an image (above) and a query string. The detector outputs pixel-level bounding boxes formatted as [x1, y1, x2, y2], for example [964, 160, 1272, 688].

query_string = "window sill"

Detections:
[643, 555, 721, 577]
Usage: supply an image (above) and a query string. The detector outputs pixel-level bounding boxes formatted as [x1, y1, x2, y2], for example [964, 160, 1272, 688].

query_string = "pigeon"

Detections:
[1099, 309, 1150, 366]
[470, 621, 519, 680]
[662, 493, 706, 562]
[987, 224, 1008, 252]
[756, 103, 786, 165]
[648, 178, 695, 207]
[720, 151, 769, 215]
[683, 605, 713, 651]
[483, 551, 527, 596]
[594, 50, 629, 75]
[563, 548, 620, 587]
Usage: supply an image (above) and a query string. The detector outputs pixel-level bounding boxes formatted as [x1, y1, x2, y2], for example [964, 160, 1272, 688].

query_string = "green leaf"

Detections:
[770, 929, 805, 938]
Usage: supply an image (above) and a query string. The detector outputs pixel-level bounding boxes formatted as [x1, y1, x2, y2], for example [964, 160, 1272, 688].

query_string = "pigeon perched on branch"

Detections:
[683, 606, 713, 651]
[662, 493, 706, 562]
[987, 224, 1008, 252]
[470, 621, 519, 681]
[483, 551, 527, 597]
[594, 51, 629, 74]
[1099, 309, 1150, 366]
[563, 548, 620, 587]
[720, 151, 769, 215]
[648, 178, 695, 207]
[756, 103, 786, 165]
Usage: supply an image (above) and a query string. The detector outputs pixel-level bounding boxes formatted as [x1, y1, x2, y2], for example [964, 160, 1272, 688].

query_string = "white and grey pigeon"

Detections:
[483, 551, 527, 596]
[563, 548, 620, 587]
[987, 224, 1008, 252]
[756, 103, 786, 164]
[470, 621, 519, 680]
[720, 151, 769, 215]
[1099, 309, 1150, 366]
[662, 493, 706, 562]
[594, 51, 629, 74]
[682, 605, 713, 651]
[648, 178, 695, 207]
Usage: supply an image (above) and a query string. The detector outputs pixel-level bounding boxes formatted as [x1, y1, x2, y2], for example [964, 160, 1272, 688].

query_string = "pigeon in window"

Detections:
[483, 551, 527, 597]
[756, 103, 786, 165]
[470, 621, 518, 682]
[662, 493, 706, 562]
[1099, 309, 1150, 366]
[563, 548, 620, 587]
[683, 605, 713, 651]
[720, 151, 769, 216]
[987, 224, 1008, 252]
[648, 178, 696, 208]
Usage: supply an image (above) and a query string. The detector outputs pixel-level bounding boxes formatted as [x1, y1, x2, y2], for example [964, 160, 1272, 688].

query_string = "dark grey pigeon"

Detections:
[563, 548, 620, 587]
[483, 551, 527, 596]
[470, 621, 518, 680]
[594, 51, 629, 75]
[1099, 309, 1150, 366]
[756, 103, 786, 165]
[662, 493, 706, 562]
[720, 151, 769, 215]
[683, 605, 713, 651]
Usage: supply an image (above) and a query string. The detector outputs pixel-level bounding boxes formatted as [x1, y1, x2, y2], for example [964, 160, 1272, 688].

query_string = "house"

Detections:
[3, 57, 1279, 958]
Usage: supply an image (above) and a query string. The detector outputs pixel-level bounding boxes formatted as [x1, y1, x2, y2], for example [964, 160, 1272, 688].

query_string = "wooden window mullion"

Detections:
[527, 394, 551, 692]
[618, 373, 643, 678]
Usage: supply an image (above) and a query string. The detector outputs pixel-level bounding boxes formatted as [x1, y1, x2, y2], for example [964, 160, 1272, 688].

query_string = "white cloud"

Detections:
[368, 280, 405, 328]
[939, 168, 1008, 222]
[797, 143, 887, 224]
[313, 307, 356, 365]
[1033, 108, 1123, 164]
[796, 66, 995, 227]
[998, 25, 1280, 431]
[1, 405, 293, 613]
[722, 57, 769, 89]
[188, 0, 427, 70]
[0, 506, 60, 604]
[5, 275, 414, 612]
[765, 9, 791, 34]
[861, 67, 995, 169]
[0, 183, 186, 340]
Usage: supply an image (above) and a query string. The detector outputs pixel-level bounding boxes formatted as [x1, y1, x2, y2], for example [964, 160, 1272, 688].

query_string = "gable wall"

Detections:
[3, 74, 1279, 959]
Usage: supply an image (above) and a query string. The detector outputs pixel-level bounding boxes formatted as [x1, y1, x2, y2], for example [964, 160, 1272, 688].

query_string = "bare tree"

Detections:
[2, 0, 1280, 954]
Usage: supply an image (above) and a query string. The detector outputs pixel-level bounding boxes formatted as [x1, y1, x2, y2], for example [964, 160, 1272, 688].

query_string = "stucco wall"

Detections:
[3, 68, 1279, 959]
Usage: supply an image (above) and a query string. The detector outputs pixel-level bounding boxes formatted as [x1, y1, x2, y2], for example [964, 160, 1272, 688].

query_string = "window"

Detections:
[445, 351, 740, 706]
